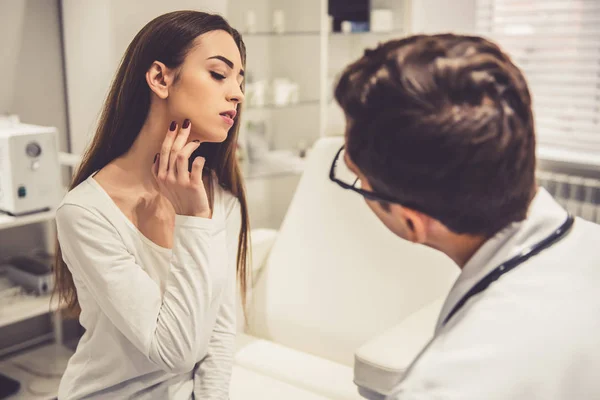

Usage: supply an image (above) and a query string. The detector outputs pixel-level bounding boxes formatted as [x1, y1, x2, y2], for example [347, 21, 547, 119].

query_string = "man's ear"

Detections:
[390, 204, 429, 244]
[146, 61, 174, 99]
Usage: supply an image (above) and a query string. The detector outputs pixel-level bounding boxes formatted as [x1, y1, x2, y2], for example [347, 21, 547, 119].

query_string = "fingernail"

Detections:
[193, 140, 200, 143]
[153, 153, 159, 163]
[169, 121, 177, 131]
[183, 119, 190, 129]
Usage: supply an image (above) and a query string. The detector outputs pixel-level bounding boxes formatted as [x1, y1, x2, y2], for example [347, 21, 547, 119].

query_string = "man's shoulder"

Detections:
[446, 266, 599, 346]
[394, 288, 600, 398]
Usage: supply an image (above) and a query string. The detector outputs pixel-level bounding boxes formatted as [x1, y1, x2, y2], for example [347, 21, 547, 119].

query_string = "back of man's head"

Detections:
[335, 34, 537, 237]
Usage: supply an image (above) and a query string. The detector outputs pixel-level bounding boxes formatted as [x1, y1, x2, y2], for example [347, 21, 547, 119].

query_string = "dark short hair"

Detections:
[334, 34, 537, 236]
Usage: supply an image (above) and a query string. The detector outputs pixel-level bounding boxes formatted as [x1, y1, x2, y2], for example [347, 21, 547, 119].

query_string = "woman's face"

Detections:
[167, 30, 245, 143]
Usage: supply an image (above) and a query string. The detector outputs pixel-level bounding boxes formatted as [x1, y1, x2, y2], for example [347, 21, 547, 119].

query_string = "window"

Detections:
[476, 0, 600, 166]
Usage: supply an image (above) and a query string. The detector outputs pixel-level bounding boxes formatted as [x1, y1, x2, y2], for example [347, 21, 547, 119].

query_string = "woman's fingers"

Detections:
[158, 121, 178, 181]
[190, 155, 205, 187]
[176, 141, 202, 184]
[152, 119, 211, 217]
[152, 152, 160, 178]
[168, 119, 191, 177]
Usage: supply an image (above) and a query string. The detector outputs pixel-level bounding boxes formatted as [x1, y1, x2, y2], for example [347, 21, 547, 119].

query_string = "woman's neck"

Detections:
[104, 105, 215, 211]
[112, 108, 171, 190]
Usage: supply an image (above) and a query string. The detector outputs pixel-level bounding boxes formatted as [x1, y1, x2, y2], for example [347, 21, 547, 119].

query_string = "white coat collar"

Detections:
[434, 187, 569, 333]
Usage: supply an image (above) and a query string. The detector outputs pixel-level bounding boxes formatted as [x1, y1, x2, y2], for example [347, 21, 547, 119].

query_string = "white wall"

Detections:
[0, 0, 25, 115]
[61, 0, 115, 156]
[61, 0, 228, 155]
[0, 0, 68, 151]
[410, 0, 477, 34]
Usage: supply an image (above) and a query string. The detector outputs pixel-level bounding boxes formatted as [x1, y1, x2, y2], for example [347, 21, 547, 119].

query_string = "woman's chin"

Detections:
[188, 129, 228, 144]
[205, 132, 228, 143]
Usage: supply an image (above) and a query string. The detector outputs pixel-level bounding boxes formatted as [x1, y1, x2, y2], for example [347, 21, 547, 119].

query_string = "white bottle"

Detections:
[370, 9, 393, 32]
[246, 10, 257, 34]
[273, 10, 285, 34]
[341, 20, 352, 34]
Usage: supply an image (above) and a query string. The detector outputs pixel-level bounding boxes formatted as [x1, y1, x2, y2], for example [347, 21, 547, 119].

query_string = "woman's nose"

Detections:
[228, 84, 245, 104]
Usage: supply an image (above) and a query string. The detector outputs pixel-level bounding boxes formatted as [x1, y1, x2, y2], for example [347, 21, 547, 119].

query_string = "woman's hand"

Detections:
[152, 119, 211, 218]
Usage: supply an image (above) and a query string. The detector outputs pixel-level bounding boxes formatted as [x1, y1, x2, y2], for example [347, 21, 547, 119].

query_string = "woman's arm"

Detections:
[56, 202, 217, 374]
[193, 198, 241, 399]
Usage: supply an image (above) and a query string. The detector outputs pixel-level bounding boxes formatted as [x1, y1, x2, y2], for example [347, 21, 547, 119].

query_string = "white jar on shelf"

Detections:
[371, 9, 393, 32]
[341, 20, 352, 34]
[245, 10, 257, 34]
[273, 10, 285, 34]
[272, 78, 296, 106]
[246, 80, 268, 107]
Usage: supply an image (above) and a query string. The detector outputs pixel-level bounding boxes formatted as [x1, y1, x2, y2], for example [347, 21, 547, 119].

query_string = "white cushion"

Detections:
[230, 365, 331, 400]
[248, 137, 458, 365]
[354, 298, 445, 396]
[250, 229, 278, 274]
[235, 333, 362, 400]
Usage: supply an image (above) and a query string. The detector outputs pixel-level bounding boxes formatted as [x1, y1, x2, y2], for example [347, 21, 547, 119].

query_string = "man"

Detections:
[330, 34, 600, 399]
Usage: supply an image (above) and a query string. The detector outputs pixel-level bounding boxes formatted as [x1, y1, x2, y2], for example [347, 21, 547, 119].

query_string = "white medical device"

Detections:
[0, 116, 62, 216]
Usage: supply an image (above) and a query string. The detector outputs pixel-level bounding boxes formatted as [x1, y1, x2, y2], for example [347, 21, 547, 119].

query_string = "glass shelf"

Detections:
[0, 288, 60, 329]
[244, 100, 320, 110]
[329, 29, 405, 36]
[0, 209, 56, 231]
[243, 31, 320, 37]
[241, 150, 306, 180]
[243, 30, 404, 37]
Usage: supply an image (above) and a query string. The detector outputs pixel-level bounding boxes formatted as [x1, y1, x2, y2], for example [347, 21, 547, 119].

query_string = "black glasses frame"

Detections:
[329, 145, 406, 205]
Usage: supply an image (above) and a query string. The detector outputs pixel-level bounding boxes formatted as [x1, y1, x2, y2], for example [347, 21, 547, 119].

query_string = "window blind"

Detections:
[475, 0, 600, 165]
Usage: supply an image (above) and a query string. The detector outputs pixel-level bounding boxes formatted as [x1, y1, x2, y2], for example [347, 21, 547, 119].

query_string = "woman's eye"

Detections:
[210, 72, 226, 80]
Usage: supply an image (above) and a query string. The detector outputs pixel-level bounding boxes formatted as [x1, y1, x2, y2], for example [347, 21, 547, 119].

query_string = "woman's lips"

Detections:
[220, 114, 234, 126]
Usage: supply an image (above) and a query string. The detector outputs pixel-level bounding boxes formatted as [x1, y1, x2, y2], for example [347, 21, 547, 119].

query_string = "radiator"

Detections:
[537, 171, 600, 224]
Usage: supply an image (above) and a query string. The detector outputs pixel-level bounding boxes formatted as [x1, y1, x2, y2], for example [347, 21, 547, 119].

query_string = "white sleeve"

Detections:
[193, 198, 241, 399]
[56, 203, 217, 374]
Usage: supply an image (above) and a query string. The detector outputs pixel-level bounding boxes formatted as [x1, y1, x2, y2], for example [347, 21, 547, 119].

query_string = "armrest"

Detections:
[250, 228, 278, 276]
[354, 297, 445, 397]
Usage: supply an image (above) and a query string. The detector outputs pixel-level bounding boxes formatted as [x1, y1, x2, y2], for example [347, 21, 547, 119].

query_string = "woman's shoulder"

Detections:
[56, 176, 130, 240]
[60, 176, 97, 207]
[57, 175, 113, 221]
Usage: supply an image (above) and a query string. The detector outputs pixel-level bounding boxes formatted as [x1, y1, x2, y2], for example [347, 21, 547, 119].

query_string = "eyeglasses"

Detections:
[329, 145, 407, 204]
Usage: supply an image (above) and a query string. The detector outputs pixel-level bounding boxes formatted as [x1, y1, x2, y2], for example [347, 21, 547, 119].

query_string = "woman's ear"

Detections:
[146, 61, 173, 99]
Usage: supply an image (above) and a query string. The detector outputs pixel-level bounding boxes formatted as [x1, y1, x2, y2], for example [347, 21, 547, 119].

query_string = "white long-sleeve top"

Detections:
[55, 175, 240, 399]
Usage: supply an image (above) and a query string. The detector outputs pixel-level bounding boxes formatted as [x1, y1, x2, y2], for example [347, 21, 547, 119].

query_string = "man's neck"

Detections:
[429, 233, 488, 269]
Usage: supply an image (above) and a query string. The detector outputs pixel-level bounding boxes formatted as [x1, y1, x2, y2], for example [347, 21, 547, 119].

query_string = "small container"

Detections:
[246, 10, 257, 34]
[371, 9, 393, 32]
[246, 120, 270, 163]
[273, 10, 285, 34]
[341, 21, 352, 34]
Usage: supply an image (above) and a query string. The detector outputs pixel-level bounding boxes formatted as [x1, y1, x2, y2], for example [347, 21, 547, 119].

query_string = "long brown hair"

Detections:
[54, 11, 250, 317]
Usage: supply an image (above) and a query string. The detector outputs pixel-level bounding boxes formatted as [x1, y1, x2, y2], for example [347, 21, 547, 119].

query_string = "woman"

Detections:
[53, 11, 249, 399]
